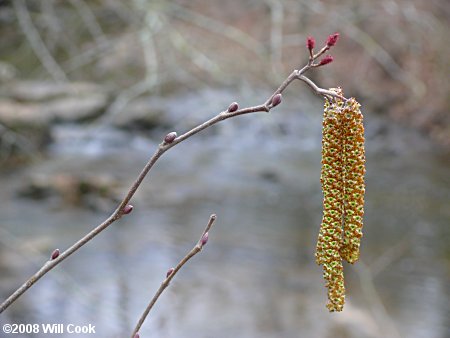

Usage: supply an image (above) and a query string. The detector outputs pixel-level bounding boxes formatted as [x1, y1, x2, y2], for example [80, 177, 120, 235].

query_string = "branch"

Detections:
[131, 214, 217, 338]
[298, 74, 347, 100]
[0, 33, 342, 314]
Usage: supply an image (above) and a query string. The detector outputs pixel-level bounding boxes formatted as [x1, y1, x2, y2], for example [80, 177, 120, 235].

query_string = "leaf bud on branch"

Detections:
[166, 268, 175, 278]
[200, 232, 209, 247]
[122, 204, 134, 215]
[270, 93, 282, 108]
[50, 249, 60, 260]
[227, 102, 239, 113]
[163, 132, 177, 144]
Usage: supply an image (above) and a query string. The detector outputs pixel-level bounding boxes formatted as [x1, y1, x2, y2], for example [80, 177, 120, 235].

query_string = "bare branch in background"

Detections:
[131, 214, 217, 338]
[88, 2, 162, 128]
[63, 37, 113, 73]
[13, 0, 68, 82]
[167, 2, 265, 55]
[69, 0, 107, 46]
[140, 11, 160, 84]
[169, 28, 222, 75]
[356, 262, 402, 338]
[0, 123, 38, 161]
[342, 25, 425, 97]
[266, 0, 285, 76]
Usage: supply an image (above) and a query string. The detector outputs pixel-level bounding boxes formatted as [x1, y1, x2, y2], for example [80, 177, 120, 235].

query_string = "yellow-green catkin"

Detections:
[315, 88, 365, 312]
[340, 98, 365, 264]
[315, 89, 346, 312]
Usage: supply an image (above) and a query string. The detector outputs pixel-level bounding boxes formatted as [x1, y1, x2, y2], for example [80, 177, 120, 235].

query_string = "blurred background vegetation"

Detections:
[0, 0, 449, 156]
[0, 1, 449, 338]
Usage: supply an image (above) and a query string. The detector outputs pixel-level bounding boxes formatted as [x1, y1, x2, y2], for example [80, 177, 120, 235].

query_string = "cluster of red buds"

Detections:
[306, 32, 339, 67]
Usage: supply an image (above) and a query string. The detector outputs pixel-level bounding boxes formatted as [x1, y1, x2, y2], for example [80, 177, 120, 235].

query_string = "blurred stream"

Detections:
[0, 89, 449, 338]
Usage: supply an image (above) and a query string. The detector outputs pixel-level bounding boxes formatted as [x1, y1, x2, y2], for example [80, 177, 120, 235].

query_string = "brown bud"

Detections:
[200, 232, 209, 246]
[123, 204, 134, 215]
[227, 102, 239, 113]
[166, 267, 175, 278]
[51, 249, 60, 260]
[134, 333, 140, 338]
[164, 132, 177, 144]
[271, 93, 282, 107]
[326, 32, 339, 47]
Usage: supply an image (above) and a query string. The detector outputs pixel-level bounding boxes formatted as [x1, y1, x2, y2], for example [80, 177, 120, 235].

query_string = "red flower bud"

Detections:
[306, 36, 315, 51]
[271, 93, 282, 107]
[227, 102, 239, 113]
[134, 333, 140, 338]
[318, 55, 334, 66]
[326, 32, 339, 47]
[164, 132, 177, 144]
[51, 249, 60, 260]
[166, 267, 175, 278]
[123, 204, 134, 215]
[200, 232, 209, 246]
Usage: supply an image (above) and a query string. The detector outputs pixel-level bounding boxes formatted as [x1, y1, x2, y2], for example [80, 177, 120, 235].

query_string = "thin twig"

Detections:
[298, 74, 347, 100]
[69, 0, 107, 46]
[0, 37, 340, 314]
[131, 214, 217, 337]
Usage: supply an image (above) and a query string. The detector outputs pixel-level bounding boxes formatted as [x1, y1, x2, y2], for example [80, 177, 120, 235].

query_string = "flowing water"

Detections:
[0, 89, 449, 338]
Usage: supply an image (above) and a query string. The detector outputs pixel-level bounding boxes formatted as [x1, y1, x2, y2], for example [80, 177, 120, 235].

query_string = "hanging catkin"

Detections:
[340, 98, 365, 264]
[315, 88, 365, 312]
[316, 89, 346, 311]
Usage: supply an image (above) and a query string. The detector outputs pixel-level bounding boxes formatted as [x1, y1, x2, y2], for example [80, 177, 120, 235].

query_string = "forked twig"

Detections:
[131, 214, 217, 338]
[0, 33, 342, 314]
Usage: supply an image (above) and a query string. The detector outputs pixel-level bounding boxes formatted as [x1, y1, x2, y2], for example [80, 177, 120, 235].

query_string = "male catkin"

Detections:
[315, 88, 365, 311]
[340, 98, 365, 264]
